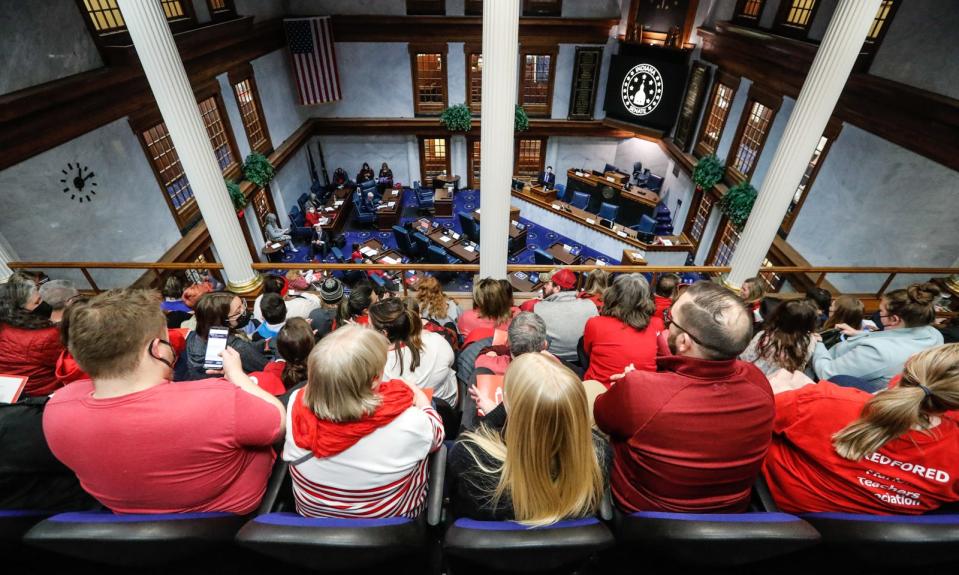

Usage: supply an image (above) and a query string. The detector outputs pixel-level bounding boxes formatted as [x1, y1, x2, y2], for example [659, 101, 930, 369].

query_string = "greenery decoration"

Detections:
[440, 103, 473, 132]
[692, 154, 724, 190]
[719, 181, 758, 230]
[514, 105, 529, 132]
[225, 178, 246, 211]
[242, 152, 275, 187]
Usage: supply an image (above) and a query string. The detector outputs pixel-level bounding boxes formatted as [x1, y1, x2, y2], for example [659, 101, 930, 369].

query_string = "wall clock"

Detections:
[60, 162, 97, 203]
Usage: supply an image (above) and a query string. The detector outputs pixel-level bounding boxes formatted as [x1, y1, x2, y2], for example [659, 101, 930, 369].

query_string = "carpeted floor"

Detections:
[276, 188, 619, 291]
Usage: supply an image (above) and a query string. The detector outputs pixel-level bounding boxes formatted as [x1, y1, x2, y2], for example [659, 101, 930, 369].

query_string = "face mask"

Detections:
[231, 309, 251, 330]
[32, 300, 53, 319]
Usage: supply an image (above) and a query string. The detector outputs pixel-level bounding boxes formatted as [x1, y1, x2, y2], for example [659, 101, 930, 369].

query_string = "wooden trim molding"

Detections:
[329, 16, 618, 45]
[311, 117, 635, 139]
[698, 22, 959, 173]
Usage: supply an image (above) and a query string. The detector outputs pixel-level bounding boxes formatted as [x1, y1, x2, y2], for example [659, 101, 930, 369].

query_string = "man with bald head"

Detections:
[594, 281, 774, 513]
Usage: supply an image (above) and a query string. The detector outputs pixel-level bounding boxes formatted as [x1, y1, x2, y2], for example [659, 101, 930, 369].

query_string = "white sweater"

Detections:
[383, 330, 458, 406]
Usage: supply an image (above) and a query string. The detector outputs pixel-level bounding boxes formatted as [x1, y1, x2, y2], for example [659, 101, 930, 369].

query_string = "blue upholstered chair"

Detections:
[416, 186, 435, 212]
[236, 446, 447, 571]
[330, 245, 345, 263]
[597, 202, 619, 222]
[533, 248, 556, 266]
[630, 214, 657, 242]
[392, 225, 416, 257]
[428, 245, 459, 265]
[646, 174, 665, 192]
[603, 163, 619, 174]
[296, 192, 310, 213]
[570, 191, 590, 211]
[457, 212, 480, 244]
[359, 178, 378, 200]
[412, 232, 431, 258]
[352, 193, 377, 226]
[288, 206, 314, 241]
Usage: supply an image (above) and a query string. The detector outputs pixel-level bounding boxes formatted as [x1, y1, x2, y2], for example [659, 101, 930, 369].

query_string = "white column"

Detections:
[118, 0, 261, 294]
[478, 0, 520, 279]
[0, 239, 14, 281]
[727, 0, 881, 287]
[407, 136, 421, 186]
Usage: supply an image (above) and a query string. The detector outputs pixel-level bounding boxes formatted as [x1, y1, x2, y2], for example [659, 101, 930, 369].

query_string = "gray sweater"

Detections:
[531, 291, 598, 361]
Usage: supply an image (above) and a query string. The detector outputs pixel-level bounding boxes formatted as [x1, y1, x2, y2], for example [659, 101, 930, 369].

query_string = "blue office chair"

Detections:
[330, 245, 345, 263]
[392, 225, 416, 257]
[416, 187, 435, 212]
[287, 206, 314, 241]
[352, 199, 376, 226]
[296, 192, 310, 213]
[533, 248, 556, 266]
[646, 174, 665, 192]
[457, 212, 480, 243]
[629, 214, 657, 241]
[597, 202, 619, 222]
[412, 232, 431, 258]
[603, 163, 619, 174]
[427, 245, 460, 265]
[570, 191, 590, 211]
[237, 446, 447, 571]
[359, 178, 378, 197]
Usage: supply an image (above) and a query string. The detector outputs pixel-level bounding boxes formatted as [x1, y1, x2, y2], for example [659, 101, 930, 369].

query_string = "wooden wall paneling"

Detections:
[329, 16, 618, 45]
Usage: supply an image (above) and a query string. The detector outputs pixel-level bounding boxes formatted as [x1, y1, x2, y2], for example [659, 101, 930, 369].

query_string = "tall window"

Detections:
[206, 0, 236, 20]
[694, 74, 739, 157]
[773, 0, 821, 38]
[856, 0, 900, 72]
[406, 0, 445, 15]
[468, 139, 482, 190]
[419, 138, 451, 188]
[78, 0, 193, 35]
[230, 67, 272, 154]
[514, 138, 546, 180]
[685, 191, 715, 246]
[726, 87, 781, 182]
[733, 0, 765, 25]
[410, 49, 447, 116]
[198, 97, 237, 172]
[519, 50, 556, 117]
[708, 219, 742, 266]
[467, 52, 483, 115]
[523, 0, 562, 16]
[780, 119, 840, 236]
[142, 122, 195, 221]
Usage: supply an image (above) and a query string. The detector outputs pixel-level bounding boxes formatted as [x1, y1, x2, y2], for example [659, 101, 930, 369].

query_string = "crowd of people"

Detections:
[1, 266, 958, 530]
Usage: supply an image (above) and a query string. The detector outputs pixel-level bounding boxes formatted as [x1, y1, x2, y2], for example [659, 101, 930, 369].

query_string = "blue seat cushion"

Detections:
[236, 512, 425, 570]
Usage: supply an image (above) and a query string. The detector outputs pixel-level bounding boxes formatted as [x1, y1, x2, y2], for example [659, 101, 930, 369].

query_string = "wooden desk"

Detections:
[261, 242, 284, 263]
[473, 206, 520, 222]
[566, 169, 658, 209]
[508, 220, 527, 254]
[375, 187, 404, 230]
[448, 241, 480, 263]
[581, 257, 610, 268]
[526, 184, 557, 203]
[318, 188, 353, 233]
[372, 249, 405, 266]
[434, 174, 461, 191]
[357, 239, 386, 259]
[547, 242, 581, 266]
[428, 227, 462, 248]
[434, 186, 453, 217]
[621, 249, 648, 266]
[548, 199, 643, 242]
[508, 271, 544, 293]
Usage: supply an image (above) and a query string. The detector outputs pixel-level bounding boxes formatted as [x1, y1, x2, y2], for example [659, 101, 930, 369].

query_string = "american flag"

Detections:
[284, 17, 341, 105]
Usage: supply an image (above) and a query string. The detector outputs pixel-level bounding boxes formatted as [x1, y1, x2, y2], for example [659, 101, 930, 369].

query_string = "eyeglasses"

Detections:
[664, 307, 724, 352]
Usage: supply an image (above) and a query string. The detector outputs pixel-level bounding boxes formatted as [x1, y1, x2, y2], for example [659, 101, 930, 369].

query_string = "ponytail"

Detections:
[833, 344, 959, 460]
[276, 318, 315, 390]
[405, 307, 423, 372]
[369, 298, 425, 374]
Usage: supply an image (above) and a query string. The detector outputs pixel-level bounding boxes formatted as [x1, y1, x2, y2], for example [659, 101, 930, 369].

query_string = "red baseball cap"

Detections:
[550, 268, 577, 290]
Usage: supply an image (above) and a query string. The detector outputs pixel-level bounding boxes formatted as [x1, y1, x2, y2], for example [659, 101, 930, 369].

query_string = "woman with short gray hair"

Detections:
[264, 213, 297, 253]
[583, 273, 662, 387]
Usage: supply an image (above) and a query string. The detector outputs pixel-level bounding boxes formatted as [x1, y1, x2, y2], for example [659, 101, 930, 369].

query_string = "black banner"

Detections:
[603, 43, 689, 133]
[568, 47, 603, 120]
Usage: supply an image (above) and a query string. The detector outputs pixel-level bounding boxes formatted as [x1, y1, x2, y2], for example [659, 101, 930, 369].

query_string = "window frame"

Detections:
[523, 0, 562, 17]
[75, 0, 197, 48]
[517, 45, 558, 118]
[732, 0, 766, 26]
[465, 45, 484, 116]
[855, 0, 901, 73]
[682, 187, 717, 250]
[228, 64, 273, 156]
[779, 117, 842, 237]
[514, 137, 547, 180]
[693, 70, 741, 158]
[772, 0, 822, 40]
[706, 215, 742, 266]
[205, 0, 237, 22]
[409, 45, 449, 117]
[724, 84, 782, 184]
[418, 137, 452, 188]
[406, 0, 445, 15]
[467, 137, 482, 190]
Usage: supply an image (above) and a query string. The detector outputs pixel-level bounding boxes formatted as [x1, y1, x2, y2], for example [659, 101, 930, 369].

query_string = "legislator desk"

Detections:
[261, 242, 284, 263]
[547, 242, 582, 266]
[357, 239, 387, 259]
[427, 225, 462, 248]
[375, 187, 404, 230]
[318, 188, 353, 233]
[526, 184, 557, 203]
[508, 220, 528, 254]
[508, 271, 544, 293]
[565, 168, 657, 222]
[621, 249, 648, 266]
[434, 186, 453, 217]
[372, 249, 405, 266]
[547, 199, 644, 243]
[473, 206, 520, 223]
[434, 174, 461, 191]
[447, 240, 480, 264]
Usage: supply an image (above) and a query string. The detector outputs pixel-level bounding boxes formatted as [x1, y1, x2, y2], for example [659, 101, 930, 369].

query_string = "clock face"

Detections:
[60, 162, 97, 203]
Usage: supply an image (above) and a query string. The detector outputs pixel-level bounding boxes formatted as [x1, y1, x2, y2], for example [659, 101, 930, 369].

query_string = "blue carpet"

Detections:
[277, 188, 620, 291]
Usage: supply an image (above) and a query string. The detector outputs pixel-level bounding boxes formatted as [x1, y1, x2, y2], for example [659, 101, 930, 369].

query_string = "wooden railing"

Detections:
[8, 262, 956, 303]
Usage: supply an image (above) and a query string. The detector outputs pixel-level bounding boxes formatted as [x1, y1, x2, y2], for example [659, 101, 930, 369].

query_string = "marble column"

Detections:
[478, 0, 520, 279]
[117, 0, 260, 293]
[727, 0, 881, 287]
[0, 236, 15, 281]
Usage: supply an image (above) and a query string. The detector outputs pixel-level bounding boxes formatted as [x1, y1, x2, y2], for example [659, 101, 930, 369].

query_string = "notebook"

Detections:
[0, 375, 28, 404]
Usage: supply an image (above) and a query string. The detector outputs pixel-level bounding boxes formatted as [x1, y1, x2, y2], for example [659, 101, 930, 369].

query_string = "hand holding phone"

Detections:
[203, 326, 230, 370]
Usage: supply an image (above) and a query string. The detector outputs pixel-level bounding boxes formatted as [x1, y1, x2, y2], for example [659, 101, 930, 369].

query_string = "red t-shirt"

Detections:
[594, 355, 774, 513]
[763, 382, 959, 514]
[249, 361, 287, 396]
[456, 307, 518, 340]
[43, 378, 282, 514]
[583, 315, 662, 386]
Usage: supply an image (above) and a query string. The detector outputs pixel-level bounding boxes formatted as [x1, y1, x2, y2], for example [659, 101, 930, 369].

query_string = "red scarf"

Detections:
[291, 379, 414, 458]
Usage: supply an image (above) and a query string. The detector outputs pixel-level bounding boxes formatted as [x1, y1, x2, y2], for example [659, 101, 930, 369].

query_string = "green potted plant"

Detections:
[719, 181, 758, 230]
[440, 103, 472, 132]
[225, 178, 246, 217]
[692, 154, 724, 191]
[242, 152, 275, 187]
[514, 105, 529, 132]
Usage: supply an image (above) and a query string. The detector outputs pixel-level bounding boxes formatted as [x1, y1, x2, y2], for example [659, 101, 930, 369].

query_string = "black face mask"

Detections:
[31, 301, 53, 319]
[231, 309, 251, 330]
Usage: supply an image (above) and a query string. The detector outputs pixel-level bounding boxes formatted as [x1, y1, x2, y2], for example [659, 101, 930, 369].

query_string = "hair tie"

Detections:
[919, 384, 934, 398]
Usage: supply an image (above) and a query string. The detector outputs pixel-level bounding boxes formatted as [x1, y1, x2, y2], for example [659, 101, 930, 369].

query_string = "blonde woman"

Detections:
[578, 269, 610, 309]
[416, 275, 461, 328]
[282, 326, 444, 518]
[763, 343, 959, 514]
[449, 353, 608, 526]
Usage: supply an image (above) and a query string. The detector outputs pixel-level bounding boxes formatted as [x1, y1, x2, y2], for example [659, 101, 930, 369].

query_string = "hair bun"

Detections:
[908, 282, 941, 306]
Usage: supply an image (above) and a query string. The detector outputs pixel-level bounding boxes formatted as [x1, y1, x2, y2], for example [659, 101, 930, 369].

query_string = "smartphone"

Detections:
[204, 327, 230, 370]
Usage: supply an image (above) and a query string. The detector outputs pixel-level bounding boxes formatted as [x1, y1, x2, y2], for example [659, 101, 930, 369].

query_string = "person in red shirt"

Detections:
[652, 272, 680, 326]
[577, 269, 610, 310]
[43, 289, 286, 515]
[763, 343, 959, 515]
[594, 280, 773, 513]
[458, 278, 518, 343]
[583, 273, 662, 387]
[0, 281, 64, 397]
